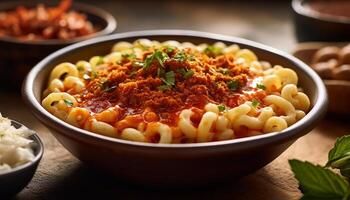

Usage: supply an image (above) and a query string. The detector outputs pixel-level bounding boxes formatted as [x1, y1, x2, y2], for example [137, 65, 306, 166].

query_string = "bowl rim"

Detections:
[0, 120, 44, 176]
[23, 30, 328, 149]
[292, 0, 350, 24]
[0, 1, 117, 45]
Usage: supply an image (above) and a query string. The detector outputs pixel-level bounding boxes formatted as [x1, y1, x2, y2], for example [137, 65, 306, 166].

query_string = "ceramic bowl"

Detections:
[0, 0, 117, 90]
[0, 120, 44, 198]
[22, 30, 327, 186]
[292, 0, 350, 42]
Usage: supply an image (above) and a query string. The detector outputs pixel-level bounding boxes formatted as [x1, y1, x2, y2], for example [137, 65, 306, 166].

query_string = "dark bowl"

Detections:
[22, 30, 328, 186]
[292, 0, 350, 42]
[0, 0, 117, 91]
[0, 120, 44, 198]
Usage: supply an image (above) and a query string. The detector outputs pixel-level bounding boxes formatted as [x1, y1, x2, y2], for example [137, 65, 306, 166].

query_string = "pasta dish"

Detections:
[42, 39, 311, 143]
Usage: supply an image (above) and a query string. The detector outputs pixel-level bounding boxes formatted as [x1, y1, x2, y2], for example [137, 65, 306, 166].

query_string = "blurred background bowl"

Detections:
[292, 0, 350, 42]
[0, 0, 117, 91]
[23, 30, 327, 187]
[293, 42, 350, 115]
[0, 120, 43, 198]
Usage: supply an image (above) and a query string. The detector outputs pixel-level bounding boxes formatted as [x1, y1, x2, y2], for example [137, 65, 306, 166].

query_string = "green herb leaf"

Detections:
[218, 105, 226, 112]
[160, 71, 175, 86]
[256, 83, 266, 90]
[173, 52, 187, 62]
[63, 99, 74, 107]
[157, 85, 172, 91]
[227, 80, 239, 91]
[327, 135, 350, 178]
[166, 46, 175, 53]
[204, 45, 221, 57]
[289, 159, 350, 200]
[144, 50, 169, 70]
[100, 81, 116, 93]
[144, 54, 154, 70]
[183, 69, 194, 79]
[252, 99, 260, 108]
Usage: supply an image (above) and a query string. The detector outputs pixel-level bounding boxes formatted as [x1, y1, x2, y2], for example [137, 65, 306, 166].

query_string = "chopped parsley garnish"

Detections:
[218, 105, 226, 112]
[157, 67, 165, 77]
[183, 69, 194, 79]
[204, 45, 221, 57]
[256, 83, 266, 90]
[252, 99, 260, 108]
[166, 46, 175, 53]
[63, 99, 73, 107]
[227, 80, 239, 91]
[100, 81, 116, 93]
[173, 52, 187, 62]
[158, 71, 176, 91]
[144, 50, 169, 70]
[177, 68, 194, 79]
[160, 71, 175, 86]
[157, 85, 172, 91]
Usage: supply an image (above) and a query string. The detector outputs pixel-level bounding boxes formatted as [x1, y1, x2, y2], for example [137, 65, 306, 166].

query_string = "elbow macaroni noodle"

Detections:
[42, 39, 311, 144]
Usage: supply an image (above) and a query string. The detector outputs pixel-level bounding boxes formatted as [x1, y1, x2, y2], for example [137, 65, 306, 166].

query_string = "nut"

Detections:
[339, 44, 350, 65]
[332, 64, 350, 81]
[312, 62, 334, 79]
[312, 46, 340, 64]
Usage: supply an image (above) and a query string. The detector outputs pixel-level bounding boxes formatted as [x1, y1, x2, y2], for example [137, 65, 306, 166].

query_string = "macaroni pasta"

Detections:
[42, 39, 311, 143]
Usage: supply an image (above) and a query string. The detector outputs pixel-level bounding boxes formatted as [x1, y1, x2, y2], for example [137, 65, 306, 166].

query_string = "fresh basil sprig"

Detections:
[290, 135, 350, 200]
[327, 136, 350, 178]
[290, 160, 350, 200]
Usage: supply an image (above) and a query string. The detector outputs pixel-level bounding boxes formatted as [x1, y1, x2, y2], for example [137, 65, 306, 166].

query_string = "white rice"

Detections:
[0, 114, 35, 173]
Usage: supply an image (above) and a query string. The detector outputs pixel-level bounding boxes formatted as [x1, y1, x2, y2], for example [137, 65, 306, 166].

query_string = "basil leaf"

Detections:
[256, 83, 266, 90]
[289, 160, 350, 200]
[227, 80, 239, 91]
[327, 135, 350, 178]
[63, 99, 74, 107]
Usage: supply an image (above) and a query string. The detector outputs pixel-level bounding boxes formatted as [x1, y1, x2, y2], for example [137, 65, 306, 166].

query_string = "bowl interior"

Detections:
[24, 30, 327, 149]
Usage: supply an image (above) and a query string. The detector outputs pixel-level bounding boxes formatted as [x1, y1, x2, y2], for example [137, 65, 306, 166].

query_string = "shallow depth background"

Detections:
[2, 1, 347, 200]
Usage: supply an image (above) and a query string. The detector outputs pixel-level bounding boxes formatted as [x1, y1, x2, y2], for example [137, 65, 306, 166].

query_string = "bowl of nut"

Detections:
[293, 42, 350, 115]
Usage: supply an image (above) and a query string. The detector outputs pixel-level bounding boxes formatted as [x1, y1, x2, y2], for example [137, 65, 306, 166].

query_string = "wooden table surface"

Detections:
[1, 0, 349, 199]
